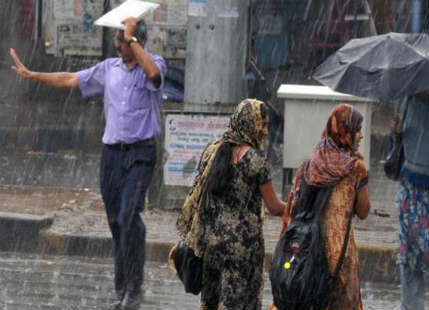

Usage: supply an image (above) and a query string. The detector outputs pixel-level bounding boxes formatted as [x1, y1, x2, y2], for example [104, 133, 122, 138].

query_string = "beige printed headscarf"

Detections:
[176, 98, 266, 257]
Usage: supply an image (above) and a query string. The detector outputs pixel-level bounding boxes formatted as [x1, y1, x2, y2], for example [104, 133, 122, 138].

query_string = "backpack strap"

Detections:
[332, 175, 368, 282]
[329, 197, 356, 305]
[332, 206, 353, 281]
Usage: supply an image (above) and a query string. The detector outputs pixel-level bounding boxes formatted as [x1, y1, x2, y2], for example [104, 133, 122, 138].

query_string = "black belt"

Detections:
[108, 138, 156, 150]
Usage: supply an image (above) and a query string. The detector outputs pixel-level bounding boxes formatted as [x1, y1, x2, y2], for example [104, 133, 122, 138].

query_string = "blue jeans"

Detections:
[100, 143, 156, 296]
[400, 264, 426, 310]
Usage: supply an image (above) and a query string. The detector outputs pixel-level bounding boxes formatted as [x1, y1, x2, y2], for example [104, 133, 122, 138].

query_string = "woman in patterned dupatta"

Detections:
[391, 92, 429, 310]
[175, 99, 285, 310]
[271, 103, 371, 310]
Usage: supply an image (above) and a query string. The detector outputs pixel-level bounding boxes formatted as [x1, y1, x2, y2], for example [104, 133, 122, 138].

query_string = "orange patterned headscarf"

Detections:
[304, 104, 363, 187]
[323, 103, 363, 150]
[281, 104, 363, 233]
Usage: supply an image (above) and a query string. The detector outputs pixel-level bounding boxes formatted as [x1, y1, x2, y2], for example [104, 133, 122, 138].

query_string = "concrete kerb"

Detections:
[38, 230, 113, 257]
[358, 245, 399, 283]
[0, 212, 398, 283]
[0, 211, 53, 252]
[38, 230, 176, 263]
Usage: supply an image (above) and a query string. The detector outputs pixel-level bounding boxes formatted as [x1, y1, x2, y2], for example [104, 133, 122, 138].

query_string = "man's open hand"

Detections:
[10, 48, 32, 79]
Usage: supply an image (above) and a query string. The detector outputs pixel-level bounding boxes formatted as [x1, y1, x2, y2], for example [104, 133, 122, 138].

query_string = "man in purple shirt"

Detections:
[10, 17, 166, 310]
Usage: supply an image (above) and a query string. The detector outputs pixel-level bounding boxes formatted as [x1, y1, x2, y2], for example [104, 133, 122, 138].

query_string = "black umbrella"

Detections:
[313, 32, 429, 101]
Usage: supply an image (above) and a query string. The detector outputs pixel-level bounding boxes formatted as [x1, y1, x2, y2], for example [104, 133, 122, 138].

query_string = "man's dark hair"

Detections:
[135, 20, 148, 45]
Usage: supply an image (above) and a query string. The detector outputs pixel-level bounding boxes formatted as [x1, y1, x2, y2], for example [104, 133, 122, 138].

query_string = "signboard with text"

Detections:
[164, 113, 230, 186]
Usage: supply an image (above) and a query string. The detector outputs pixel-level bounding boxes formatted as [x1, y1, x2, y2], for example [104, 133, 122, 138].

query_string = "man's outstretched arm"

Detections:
[10, 48, 78, 89]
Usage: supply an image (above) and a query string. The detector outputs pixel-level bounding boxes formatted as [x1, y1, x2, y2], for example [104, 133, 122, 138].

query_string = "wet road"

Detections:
[0, 252, 414, 310]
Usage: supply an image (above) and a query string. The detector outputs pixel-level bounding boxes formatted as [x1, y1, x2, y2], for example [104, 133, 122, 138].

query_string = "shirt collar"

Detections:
[112, 58, 138, 72]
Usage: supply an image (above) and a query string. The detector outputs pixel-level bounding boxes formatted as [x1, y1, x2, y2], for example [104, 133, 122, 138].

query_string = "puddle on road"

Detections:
[1, 252, 426, 310]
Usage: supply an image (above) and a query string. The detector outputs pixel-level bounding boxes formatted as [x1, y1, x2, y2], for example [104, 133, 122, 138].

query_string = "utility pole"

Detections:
[412, 0, 424, 33]
[184, 0, 249, 105]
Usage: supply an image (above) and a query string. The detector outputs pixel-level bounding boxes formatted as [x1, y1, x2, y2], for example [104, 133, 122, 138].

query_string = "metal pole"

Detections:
[412, 0, 423, 33]
[184, 0, 249, 105]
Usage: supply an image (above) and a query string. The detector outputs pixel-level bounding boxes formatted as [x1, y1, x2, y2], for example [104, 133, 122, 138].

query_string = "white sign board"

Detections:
[164, 114, 229, 186]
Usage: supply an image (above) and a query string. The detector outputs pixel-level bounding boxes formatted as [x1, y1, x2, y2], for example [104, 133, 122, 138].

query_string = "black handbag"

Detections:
[173, 241, 202, 295]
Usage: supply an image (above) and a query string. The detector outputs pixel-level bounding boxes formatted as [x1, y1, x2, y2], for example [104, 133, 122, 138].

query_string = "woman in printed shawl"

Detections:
[390, 92, 429, 310]
[175, 99, 285, 310]
[271, 103, 371, 310]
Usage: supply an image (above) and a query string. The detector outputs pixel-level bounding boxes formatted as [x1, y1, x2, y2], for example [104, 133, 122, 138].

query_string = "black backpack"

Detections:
[269, 180, 353, 310]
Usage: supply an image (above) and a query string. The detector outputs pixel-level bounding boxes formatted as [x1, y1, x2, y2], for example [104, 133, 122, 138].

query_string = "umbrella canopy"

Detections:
[313, 32, 429, 101]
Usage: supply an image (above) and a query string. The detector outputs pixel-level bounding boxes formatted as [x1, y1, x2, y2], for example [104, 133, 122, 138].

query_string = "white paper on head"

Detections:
[94, 0, 160, 30]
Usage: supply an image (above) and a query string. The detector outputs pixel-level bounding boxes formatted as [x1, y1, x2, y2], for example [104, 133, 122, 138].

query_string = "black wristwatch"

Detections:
[127, 36, 139, 46]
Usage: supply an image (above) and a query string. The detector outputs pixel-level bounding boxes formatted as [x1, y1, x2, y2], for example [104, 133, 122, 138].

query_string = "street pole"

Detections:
[184, 0, 249, 105]
[412, 0, 423, 33]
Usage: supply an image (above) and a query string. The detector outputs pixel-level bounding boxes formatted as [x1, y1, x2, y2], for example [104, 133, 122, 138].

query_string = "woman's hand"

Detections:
[355, 185, 371, 219]
[260, 181, 286, 216]
[167, 244, 178, 274]
[390, 116, 402, 135]
[168, 244, 176, 261]
[390, 115, 402, 144]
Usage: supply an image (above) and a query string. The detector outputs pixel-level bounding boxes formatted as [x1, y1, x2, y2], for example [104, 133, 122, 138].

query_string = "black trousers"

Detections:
[100, 142, 156, 296]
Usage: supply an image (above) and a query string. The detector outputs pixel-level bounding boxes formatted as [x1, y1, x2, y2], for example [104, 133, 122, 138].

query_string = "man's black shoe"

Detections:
[120, 289, 142, 310]
[109, 289, 125, 310]
[109, 300, 122, 310]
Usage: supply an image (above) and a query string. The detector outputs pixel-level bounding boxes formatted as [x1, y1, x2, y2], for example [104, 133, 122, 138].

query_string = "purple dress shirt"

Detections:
[77, 55, 166, 144]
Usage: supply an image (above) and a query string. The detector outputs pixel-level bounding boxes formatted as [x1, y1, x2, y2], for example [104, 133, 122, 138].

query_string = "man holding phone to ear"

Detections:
[10, 17, 166, 310]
